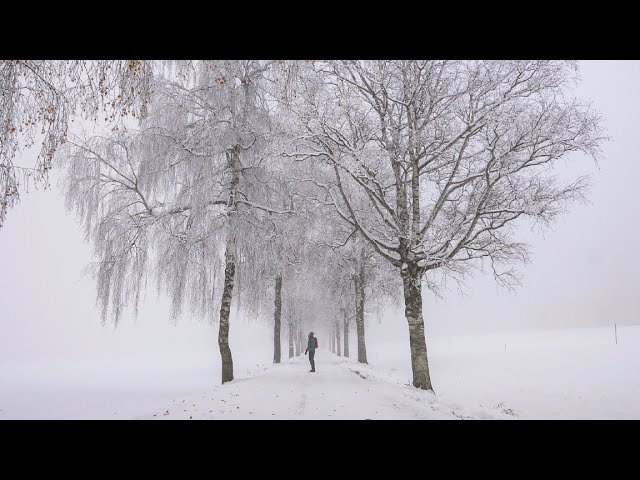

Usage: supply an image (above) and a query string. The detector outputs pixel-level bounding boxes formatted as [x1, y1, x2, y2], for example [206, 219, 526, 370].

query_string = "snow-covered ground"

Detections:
[367, 324, 640, 419]
[1, 322, 638, 419]
[0, 323, 274, 420]
[139, 354, 505, 420]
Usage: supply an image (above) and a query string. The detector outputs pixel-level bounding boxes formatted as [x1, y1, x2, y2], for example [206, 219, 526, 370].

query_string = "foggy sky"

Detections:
[1, 60, 639, 367]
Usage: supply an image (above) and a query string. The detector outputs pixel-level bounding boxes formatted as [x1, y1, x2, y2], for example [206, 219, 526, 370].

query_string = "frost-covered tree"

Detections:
[0, 60, 152, 228]
[267, 199, 311, 364]
[273, 272, 283, 362]
[289, 150, 400, 365]
[290, 60, 606, 391]
[60, 60, 291, 384]
[282, 273, 317, 358]
[223, 165, 300, 364]
[321, 229, 400, 364]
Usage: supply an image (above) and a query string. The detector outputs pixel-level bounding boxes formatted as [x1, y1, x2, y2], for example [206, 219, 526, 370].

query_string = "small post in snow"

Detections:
[504, 343, 506, 352]
[615, 323, 618, 345]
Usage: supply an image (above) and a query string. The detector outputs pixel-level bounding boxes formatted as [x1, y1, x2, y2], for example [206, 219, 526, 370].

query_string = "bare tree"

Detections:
[330, 326, 336, 353]
[342, 306, 350, 357]
[291, 60, 605, 390]
[267, 198, 311, 364]
[273, 274, 283, 363]
[319, 222, 399, 365]
[288, 319, 295, 358]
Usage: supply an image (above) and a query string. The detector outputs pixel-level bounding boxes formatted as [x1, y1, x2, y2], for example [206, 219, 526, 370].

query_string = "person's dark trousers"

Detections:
[309, 350, 315, 371]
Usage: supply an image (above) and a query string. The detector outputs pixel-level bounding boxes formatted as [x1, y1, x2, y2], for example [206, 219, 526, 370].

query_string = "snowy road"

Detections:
[141, 351, 504, 420]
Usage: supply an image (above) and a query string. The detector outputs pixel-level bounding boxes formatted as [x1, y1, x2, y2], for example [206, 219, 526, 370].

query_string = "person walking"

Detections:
[305, 332, 318, 372]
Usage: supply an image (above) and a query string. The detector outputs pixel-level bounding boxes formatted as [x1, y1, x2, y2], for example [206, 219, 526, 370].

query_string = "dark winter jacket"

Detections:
[305, 336, 317, 354]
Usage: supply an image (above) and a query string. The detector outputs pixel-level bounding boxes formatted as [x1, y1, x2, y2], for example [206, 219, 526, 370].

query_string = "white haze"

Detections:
[0, 61, 639, 418]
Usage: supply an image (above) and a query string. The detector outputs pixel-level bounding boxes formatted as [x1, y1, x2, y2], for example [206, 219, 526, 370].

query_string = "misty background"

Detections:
[0, 60, 639, 418]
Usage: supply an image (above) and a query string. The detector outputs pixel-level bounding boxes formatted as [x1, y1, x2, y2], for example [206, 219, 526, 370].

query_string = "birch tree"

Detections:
[60, 60, 291, 384]
[341, 305, 350, 357]
[268, 198, 311, 364]
[324, 230, 400, 364]
[291, 60, 605, 390]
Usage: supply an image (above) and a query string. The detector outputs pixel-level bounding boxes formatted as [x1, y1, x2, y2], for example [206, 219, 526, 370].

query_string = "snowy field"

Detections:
[368, 323, 640, 419]
[0, 319, 638, 419]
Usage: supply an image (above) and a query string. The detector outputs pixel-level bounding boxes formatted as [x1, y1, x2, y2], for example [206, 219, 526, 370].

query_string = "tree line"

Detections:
[1, 60, 606, 391]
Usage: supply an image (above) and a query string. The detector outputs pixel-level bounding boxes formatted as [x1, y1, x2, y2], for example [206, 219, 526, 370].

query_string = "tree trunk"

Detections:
[288, 322, 294, 359]
[335, 320, 341, 357]
[343, 312, 349, 358]
[294, 324, 299, 357]
[218, 234, 235, 384]
[298, 329, 304, 356]
[273, 274, 282, 364]
[401, 263, 433, 391]
[330, 328, 335, 353]
[217, 145, 241, 384]
[354, 264, 368, 364]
